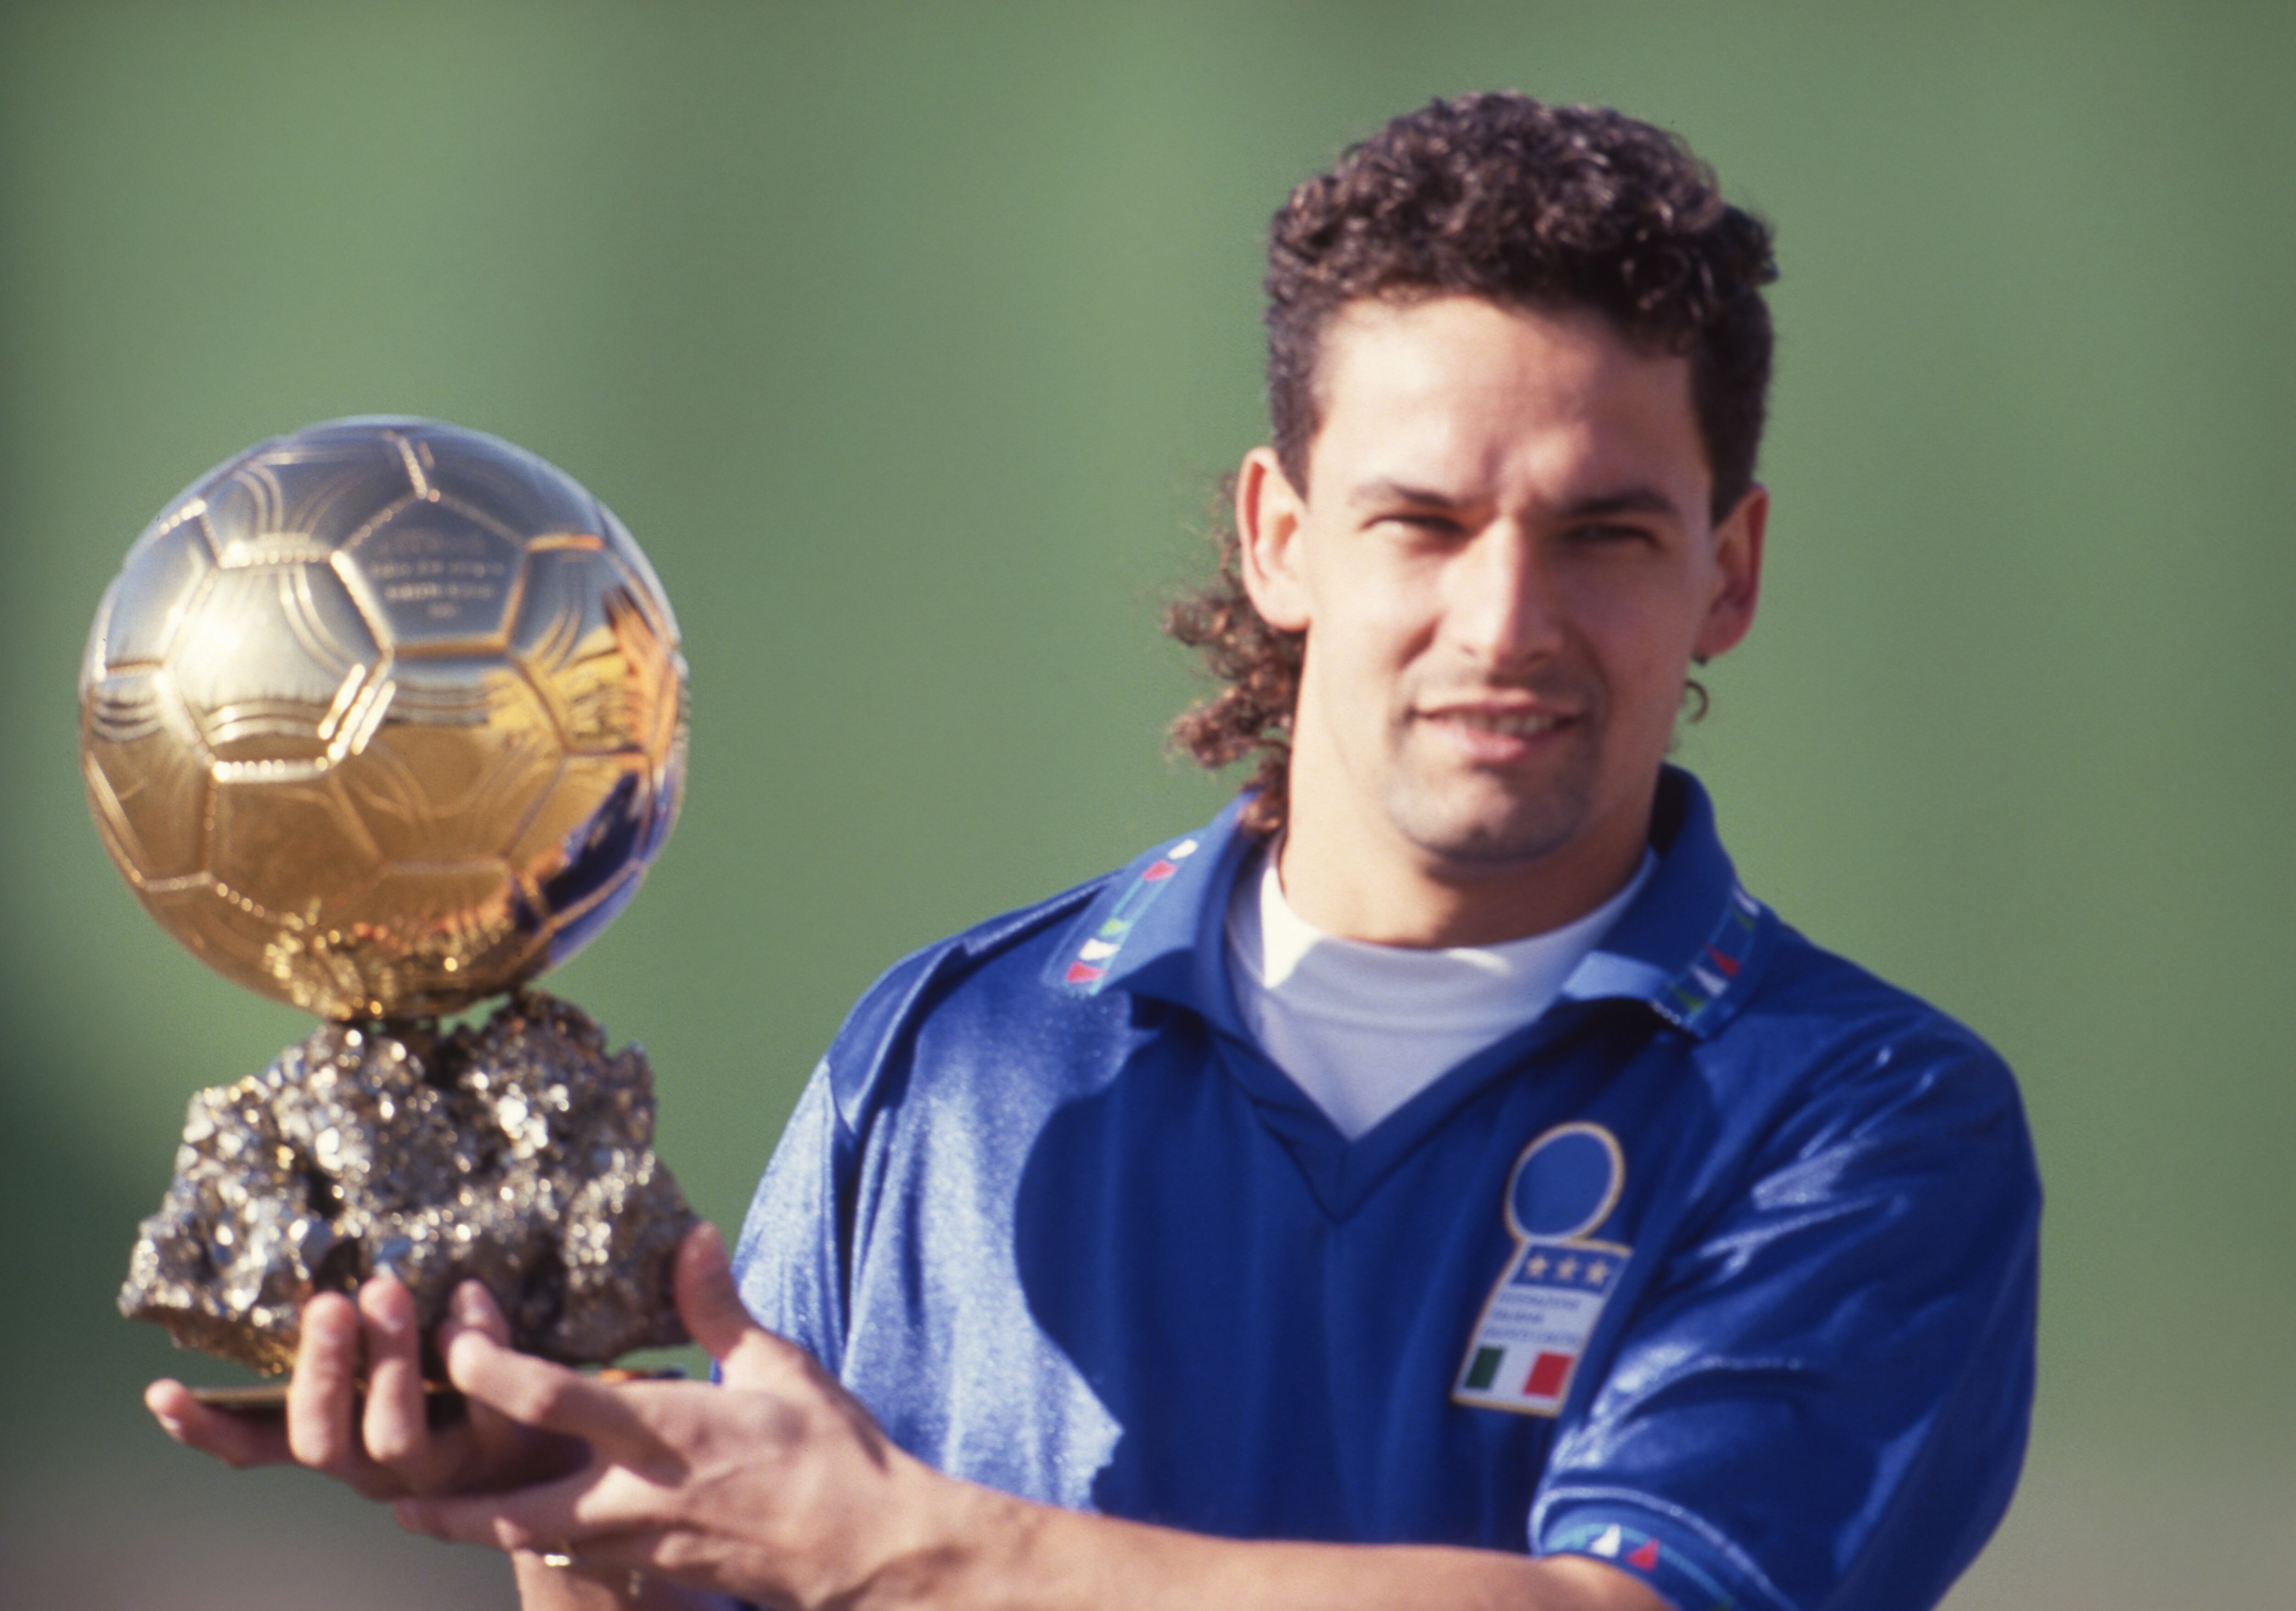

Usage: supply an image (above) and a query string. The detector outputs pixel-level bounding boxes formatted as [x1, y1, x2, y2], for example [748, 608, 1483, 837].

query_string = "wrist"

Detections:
[847, 1463, 1055, 1611]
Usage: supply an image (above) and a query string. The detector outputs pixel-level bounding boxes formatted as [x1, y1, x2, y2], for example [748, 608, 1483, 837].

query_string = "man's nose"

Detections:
[1445, 524, 1564, 665]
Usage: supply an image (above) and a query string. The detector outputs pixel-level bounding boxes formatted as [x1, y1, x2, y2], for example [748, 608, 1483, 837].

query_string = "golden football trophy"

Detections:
[83, 417, 697, 1382]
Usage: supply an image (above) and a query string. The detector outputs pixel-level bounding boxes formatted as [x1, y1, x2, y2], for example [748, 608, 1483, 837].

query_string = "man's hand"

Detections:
[392, 1228, 1663, 1611]
[146, 1270, 585, 1501]
[394, 1222, 973, 1607]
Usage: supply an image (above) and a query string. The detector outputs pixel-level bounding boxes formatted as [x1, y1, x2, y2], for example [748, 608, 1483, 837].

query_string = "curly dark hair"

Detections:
[1166, 92, 1778, 835]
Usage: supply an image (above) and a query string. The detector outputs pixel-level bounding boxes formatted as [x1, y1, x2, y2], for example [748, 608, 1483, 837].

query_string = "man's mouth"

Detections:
[1409, 702, 1582, 767]
[1436, 708, 1568, 737]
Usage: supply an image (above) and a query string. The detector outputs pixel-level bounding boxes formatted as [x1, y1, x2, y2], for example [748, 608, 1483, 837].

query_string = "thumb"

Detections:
[675, 1222, 781, 1375]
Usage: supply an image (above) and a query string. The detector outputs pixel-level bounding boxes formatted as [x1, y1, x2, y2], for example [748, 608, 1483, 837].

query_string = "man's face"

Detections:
[1239, 295, 1763, 934]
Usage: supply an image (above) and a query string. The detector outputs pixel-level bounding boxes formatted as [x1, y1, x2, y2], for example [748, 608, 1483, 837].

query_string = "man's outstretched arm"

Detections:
[400, 1225, 1661, 1611]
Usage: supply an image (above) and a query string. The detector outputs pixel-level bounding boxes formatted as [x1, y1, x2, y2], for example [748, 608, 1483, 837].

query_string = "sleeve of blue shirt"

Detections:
[732, 937, 954, 1375]
[732, 1057, 853, 1377]
[1533, 1026, 2041, 1611]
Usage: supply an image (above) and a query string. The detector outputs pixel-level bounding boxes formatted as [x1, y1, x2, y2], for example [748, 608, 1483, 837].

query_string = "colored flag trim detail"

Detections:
[1056, 837, 1200, 996]
[1547, 1517, 1736, 1611]
[1656, 884, 1763, 1031]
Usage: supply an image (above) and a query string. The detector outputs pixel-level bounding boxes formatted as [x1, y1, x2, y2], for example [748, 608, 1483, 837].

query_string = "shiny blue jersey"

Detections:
[733, 769, 2039, 1611]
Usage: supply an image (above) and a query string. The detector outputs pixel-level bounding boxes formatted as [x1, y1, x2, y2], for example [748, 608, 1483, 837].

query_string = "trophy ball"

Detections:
[79, 417, 688, 1022]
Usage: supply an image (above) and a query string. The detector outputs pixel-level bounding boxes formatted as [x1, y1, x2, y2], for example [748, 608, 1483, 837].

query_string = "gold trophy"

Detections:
[83, 417, 696, 1396]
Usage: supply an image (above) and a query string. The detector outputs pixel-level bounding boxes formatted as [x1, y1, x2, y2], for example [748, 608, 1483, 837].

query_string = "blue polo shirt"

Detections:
[733, 768, 2039, 1611]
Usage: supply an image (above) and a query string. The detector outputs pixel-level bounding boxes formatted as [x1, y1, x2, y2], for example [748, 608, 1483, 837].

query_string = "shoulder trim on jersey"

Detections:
[1036, 793, 1259, 1004]
[1046, 831, 1211, 996]
[1556, 770, 1778, 1040]
[821, 874, 1114, 1126]
[952, 872, 1118, 961]
[1647, 883, 1772, 1038]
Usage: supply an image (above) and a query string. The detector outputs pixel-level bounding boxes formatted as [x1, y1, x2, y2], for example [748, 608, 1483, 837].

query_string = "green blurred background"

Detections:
[3, 3, 2290, 1605]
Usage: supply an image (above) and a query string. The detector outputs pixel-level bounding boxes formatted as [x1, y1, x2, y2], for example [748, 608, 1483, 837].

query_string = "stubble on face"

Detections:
[1379, 663, 1614, 869]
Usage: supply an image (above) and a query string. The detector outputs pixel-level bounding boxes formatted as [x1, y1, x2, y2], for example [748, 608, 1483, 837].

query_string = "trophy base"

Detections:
[185, 1365, 680, 1421]
[186, 1380, 463, 1423]
[123, 992, 698, 1375]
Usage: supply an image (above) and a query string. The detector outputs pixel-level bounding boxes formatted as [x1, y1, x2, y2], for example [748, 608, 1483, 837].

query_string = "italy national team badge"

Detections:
[1452, 1122, 1630, 1416]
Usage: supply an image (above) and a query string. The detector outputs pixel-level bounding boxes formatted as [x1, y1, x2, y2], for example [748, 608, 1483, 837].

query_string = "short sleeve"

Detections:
[731, 1059, 855, 1374]
[727, 934, 987, 1380]
[1533, 1033, 2041, 1611]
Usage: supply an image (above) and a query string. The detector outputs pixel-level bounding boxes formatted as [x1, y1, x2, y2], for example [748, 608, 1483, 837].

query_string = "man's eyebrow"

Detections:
[1554, 485, 1685, 521]
[1348, 479, 1688, 520]
[1349, 479, 1469, 508]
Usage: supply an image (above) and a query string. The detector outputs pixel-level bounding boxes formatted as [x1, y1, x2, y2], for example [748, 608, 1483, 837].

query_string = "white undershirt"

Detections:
[1224, 846, 1655, 1141]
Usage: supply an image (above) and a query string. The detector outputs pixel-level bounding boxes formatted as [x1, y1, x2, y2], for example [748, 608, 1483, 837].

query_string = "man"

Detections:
[149, 94, 2039, 1611]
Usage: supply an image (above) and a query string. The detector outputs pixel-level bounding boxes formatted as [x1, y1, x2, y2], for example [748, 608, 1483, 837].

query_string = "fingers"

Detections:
[674, 1223, 751, 1359]
[146, 1378, 292, 1469]
[163, 1280, 591, 1504]
[436, 1279, 530, 1457]
[286, 1291, 366, 1474]
[676, 1222, 803, 1386]
[359, 1277, 432, 1470]
[394, 1459, 652, 1554]
[445, 1324, 665, 1458]
[436, 1278, 512, 1350]
[359, 1278, 589, 1496]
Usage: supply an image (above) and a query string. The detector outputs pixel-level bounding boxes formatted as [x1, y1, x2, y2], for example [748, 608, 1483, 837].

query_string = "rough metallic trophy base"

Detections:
[121, 991, 697, 1375]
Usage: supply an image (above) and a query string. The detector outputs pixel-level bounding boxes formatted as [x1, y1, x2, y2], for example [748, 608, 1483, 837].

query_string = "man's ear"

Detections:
[1236, 446, 1313, 633]
[1694, 482, 1766, 662]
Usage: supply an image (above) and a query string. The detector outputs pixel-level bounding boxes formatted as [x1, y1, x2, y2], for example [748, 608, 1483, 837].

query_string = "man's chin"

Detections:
[1387, 798, 1586, 871]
